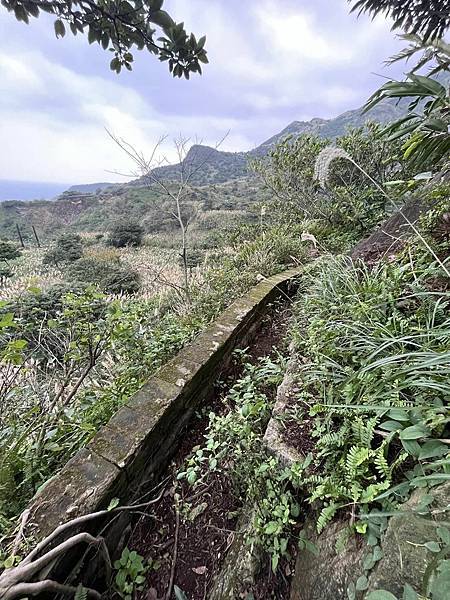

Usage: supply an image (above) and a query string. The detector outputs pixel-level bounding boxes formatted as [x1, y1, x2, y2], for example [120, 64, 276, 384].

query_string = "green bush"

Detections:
[68, 257, 141, 294]
[43, 233, 83, 265]
[108, 220, 144, 248]
[0, 240, 21, 262]
[0, 265, 12, 279]
[190, 224, 309, 323]
[102, 265, 141, 294]
[3, 283, 85, 322]
[179, 248, 205, 269]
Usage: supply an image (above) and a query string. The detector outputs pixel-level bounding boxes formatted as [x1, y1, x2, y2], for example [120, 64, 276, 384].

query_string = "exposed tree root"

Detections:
[0, 486, 167, 599]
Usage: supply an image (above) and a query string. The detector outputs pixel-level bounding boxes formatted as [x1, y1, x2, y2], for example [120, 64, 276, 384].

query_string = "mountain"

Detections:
[146, 97, 406, 186]
[67, 182, 117, 194]
[0, 94, 410, 241]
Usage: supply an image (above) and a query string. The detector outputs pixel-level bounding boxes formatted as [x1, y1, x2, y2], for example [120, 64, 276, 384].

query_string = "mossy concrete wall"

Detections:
[24, 268, 301, 582]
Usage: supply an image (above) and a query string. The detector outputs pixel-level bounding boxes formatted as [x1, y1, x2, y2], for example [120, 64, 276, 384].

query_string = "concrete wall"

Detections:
[23, 268, 301, 588]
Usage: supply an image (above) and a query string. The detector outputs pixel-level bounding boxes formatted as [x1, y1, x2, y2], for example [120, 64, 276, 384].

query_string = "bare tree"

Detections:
[108, 131, 228, 302]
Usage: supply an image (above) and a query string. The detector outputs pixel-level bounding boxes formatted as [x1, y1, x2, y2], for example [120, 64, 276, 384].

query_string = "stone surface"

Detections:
[209, 511, 262, 600]
[367, 482, 450, 597]
[27, 447, 122, 539]
[290, 519, 366, 600]
[290, 483, 450, 600]
[264, 359, 304, 467]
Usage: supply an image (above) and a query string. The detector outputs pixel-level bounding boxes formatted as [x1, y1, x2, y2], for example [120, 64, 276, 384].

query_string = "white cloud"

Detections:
[0, 49, 252, 182]
[0, 54, 44, 97]
[0, 0, 406, 183]
[254, 2, 352, 64]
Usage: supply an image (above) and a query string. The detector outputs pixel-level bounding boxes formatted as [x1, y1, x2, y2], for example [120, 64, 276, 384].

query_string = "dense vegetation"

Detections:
[0, 1, 449, 590]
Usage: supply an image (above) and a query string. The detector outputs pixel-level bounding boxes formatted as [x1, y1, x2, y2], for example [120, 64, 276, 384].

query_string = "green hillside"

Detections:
[0, 96, 408, 244]
[0, 177, 268, 245]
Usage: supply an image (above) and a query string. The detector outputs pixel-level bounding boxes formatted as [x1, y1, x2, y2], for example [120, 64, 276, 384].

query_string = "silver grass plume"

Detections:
[314, 144, 450, 278]
[314, 146, 353, 188]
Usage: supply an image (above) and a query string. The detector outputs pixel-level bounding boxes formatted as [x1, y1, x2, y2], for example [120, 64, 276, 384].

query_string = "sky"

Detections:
[0, 0, 407, 186]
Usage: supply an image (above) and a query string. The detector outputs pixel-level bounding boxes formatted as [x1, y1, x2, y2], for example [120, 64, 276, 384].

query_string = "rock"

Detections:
[290, 518, 366, 600]
[209, 511, 262, 600]
[264, 360, 305, 467]
[366, 482, 450, 597]
[289, 483, 450, 600]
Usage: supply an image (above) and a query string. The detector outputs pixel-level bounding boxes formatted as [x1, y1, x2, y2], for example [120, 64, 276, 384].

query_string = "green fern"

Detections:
[345, 446, 369, 478]
[317, 502, 339, 533]
[374, 444, 391, 479]
[74, 585, 88, 600]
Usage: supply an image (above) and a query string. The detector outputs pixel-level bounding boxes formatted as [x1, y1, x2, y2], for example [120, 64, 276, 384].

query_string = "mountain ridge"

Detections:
[52, 94, 408, 196]
[133, 96, 407, 187]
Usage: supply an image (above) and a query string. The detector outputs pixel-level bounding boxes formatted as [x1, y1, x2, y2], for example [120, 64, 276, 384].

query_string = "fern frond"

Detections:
[74, 585, 88, 600]
[345, 446, 369, 478]
[374, 445, 390, 479]
[317, 502, 339, 533]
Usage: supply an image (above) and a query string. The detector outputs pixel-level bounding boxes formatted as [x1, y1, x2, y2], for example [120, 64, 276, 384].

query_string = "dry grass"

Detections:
[0, 249, 64, 301]
[0, 245, 207, 303]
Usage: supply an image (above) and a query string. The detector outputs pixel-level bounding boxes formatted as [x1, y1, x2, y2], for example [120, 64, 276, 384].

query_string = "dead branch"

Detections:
[3, 579, 101, 599]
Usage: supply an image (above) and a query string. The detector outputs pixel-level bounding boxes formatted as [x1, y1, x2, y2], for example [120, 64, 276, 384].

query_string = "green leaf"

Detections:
[365, 592, 398, 600]
[54, 19, 66, 38]
[150, 0, 164, 10]
[271, 552, 279, 571]
[429, 560, 450, 600]
[347, 582, 356, 600]
[363, 553, 376, 570]
[401, 439, 421, 457]
[150, 9, 174, 30]
[355, 522, 367, 534]
[187, 470, 197, 485]
[399, 425, 429, 440]
[388, 409, 410, 422]
[424, 541, 441, 553]
[379, 420, 402, 432]
[3, 555, 16, 569]
[373, 546, 384, 562]
[418, 440, 448, 460]
[264, 521, 279, 535]
[356, 575, 368, 591]
[107, 497, 120, 511]
[88, 26, 97, 45]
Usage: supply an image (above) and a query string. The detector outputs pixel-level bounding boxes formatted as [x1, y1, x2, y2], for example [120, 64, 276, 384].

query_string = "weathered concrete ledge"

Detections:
[24, 268, 301, 580]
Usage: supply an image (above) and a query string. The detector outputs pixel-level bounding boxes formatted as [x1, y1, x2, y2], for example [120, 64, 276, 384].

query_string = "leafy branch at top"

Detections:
[0, 0, 208, 77]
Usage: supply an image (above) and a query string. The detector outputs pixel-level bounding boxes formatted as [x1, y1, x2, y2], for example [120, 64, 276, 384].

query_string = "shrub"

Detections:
[68, 257, 141, 294]
[43, 233, 83, 265]
[102, 266, 141, 294]
[179, 249, 205, 269]
[0, 240, 21, 262]
[108, 220, 144, 248]
[0, 265, 12, 279]
[3, 283, 85, 322]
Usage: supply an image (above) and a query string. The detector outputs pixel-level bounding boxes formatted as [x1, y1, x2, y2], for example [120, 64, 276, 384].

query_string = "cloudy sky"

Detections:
[0, 0, 407, 186]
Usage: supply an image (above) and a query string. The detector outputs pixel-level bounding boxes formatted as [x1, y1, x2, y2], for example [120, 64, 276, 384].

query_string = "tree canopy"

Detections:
[0, 0, 208, 77]
[350, 0, 450, 41]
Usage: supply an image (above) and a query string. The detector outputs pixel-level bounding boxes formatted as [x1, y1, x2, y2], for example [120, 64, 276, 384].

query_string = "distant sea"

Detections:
[0, 180, 72, 201]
